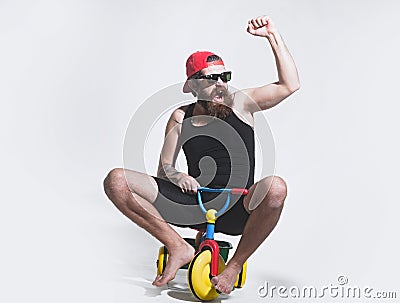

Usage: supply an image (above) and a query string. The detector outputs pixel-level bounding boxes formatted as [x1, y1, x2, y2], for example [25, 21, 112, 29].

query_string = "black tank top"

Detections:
[180, 102, 255, 189]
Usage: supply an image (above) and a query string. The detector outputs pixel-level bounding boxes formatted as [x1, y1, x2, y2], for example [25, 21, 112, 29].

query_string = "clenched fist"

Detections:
[247, 15, 277, 37]
[175, 173, 200, 194]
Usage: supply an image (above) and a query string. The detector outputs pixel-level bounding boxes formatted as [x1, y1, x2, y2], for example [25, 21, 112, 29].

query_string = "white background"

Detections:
[1, 1, 399, 302]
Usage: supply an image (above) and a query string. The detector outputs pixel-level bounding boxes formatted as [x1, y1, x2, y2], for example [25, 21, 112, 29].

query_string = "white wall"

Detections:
[1, 1, 399, 302]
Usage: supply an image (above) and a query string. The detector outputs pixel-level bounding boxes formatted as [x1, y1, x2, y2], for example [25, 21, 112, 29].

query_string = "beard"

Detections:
[198, 87, 233, 119]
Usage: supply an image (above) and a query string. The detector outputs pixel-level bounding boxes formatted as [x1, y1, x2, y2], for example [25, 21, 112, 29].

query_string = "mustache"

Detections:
[197, 86, 231, 102]
[211, 86, 230, 98]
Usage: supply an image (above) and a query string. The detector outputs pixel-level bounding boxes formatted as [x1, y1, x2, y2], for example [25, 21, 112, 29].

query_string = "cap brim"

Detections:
[182, 79, 191, 93]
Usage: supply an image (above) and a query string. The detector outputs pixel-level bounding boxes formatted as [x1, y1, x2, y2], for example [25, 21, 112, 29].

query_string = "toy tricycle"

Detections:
[156, 187, 249, 301]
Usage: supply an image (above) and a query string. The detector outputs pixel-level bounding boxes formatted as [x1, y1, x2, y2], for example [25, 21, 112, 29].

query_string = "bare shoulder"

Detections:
[232, 91, 255, 127]
[233, 89, 255, 112]
[169, 106, 187, 124]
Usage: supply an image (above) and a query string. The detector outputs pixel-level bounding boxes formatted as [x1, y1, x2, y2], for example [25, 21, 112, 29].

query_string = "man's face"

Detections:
[189, 64, 233, 119]
[190, 65, 230, 105]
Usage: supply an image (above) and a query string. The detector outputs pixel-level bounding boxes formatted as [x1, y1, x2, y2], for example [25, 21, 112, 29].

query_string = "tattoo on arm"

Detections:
[157, 164, 181, 182]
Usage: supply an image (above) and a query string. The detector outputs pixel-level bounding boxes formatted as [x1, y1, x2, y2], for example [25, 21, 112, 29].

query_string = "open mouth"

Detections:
[213, 90, 225, 102]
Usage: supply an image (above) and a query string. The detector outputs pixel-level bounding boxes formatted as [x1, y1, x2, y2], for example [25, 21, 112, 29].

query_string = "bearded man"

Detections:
[104, 15, 299, 294]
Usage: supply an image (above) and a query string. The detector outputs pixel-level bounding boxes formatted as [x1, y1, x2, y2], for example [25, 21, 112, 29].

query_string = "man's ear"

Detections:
[187, 79, 198, 97]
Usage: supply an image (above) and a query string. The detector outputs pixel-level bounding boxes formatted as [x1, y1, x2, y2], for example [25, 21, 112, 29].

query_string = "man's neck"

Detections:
[194, 100, 209, 116]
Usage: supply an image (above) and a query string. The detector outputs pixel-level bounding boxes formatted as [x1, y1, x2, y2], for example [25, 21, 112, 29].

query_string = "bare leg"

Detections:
[195, 230, 205, 247]
[211, 176, 287, 294]
[103, 168, 195, 286]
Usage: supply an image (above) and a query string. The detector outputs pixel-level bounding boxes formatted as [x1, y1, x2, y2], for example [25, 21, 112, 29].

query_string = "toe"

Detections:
[152, 275, 162, 285]
[154, 272, 175, 286]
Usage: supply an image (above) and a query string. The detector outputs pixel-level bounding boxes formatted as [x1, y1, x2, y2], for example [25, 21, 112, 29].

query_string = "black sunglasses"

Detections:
[192, 71, 232, 83]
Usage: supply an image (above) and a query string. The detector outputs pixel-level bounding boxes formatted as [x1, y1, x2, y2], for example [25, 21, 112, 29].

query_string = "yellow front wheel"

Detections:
[234, 261, 247, 288]
[187, 250, 226, 301]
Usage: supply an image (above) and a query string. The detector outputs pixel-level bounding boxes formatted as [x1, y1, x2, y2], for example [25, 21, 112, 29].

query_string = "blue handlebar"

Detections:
[197, 187, 233, 193]
[196, 187, 233, 217]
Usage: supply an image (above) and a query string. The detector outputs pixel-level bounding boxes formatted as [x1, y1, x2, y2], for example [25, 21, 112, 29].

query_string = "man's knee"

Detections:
[264, 176, 287, 209]
[103, 168, 128, 199]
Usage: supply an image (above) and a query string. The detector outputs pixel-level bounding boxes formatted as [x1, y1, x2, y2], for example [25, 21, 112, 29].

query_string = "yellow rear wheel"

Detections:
[187, 250, 226, 301]
[156, 246, 168, 276]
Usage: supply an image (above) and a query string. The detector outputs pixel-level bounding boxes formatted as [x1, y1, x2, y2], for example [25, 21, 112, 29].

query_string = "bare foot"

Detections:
[152, 242, 195, 286]
[211, 262, 242, 294]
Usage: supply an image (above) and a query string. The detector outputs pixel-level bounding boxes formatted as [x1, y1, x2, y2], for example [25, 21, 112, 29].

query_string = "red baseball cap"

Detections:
[183, 51, 225, 93]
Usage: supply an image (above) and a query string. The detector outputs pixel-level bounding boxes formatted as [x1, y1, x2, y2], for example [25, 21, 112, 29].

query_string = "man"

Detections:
[104, 15, 299, 294]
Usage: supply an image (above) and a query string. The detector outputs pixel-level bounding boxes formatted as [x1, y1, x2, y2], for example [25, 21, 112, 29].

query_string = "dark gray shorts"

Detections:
[152, 176, 250, 236]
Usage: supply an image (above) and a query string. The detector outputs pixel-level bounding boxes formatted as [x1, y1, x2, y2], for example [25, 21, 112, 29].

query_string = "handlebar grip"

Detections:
[231, 188, 249, 195]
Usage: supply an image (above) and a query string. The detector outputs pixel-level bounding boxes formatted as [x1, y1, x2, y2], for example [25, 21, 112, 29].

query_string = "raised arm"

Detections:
[157, 107, 200, 194]
[240, 16, 300, 113]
